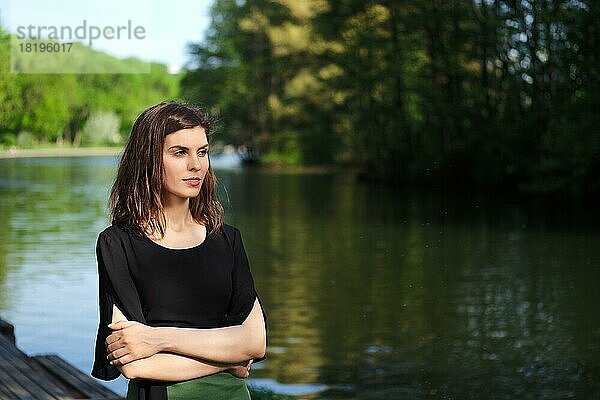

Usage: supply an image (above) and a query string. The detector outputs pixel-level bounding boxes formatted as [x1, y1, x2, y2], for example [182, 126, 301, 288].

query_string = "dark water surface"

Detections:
[0, 156, 598, 399]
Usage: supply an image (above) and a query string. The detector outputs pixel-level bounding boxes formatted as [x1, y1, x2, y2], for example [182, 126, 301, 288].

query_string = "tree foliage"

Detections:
[0, 27, 179, 147]
[183, 0, 599, 196]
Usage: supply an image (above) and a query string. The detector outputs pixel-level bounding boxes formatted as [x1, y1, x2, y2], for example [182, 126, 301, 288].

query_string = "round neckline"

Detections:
[142, 227, 212, 251]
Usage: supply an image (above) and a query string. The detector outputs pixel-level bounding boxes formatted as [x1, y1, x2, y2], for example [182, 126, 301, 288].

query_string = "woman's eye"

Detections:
[198, 149, 208, 157]
[175, 150, 186, 156]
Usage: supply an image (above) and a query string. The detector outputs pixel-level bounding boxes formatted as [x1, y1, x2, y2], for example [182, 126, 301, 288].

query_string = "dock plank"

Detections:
[0, 335, 71, 399]
[0, 382, 19, 400]
[33, 355, 121, 399]
[0, 318, 123, 400]
[0, 319, 16, 344]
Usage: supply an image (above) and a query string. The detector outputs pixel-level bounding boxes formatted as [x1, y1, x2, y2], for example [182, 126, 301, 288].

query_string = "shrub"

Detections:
[0, 132, 17, 147]
[16, 131, 35, 148]
[80, 110, 121, 146]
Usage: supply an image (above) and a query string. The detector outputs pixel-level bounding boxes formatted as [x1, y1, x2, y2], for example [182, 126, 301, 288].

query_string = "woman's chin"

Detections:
[163, 189, 202, 202]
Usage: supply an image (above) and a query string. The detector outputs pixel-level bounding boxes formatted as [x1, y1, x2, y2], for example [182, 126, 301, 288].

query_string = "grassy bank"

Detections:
[0, 146, 123, 159]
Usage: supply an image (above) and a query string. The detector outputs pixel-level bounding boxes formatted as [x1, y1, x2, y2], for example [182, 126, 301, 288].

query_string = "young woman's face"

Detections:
[161, 126, 209, 202]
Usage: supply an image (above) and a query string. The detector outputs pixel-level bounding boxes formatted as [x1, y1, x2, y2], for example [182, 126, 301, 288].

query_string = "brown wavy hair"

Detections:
[109, 101, 223, 237]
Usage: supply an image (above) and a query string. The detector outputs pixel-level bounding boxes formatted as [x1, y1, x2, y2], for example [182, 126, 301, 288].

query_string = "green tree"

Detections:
[182, 0, 600, 195]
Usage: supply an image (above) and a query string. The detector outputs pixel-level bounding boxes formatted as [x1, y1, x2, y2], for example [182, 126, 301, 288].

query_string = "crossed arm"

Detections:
[106, 299, 266, 381]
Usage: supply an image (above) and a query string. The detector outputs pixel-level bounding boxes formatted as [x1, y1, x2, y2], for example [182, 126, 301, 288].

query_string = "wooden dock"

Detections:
[0, 318, 122, 399]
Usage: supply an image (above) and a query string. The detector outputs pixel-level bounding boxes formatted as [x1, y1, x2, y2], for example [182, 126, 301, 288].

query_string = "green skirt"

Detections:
[126, 372, 251, 400]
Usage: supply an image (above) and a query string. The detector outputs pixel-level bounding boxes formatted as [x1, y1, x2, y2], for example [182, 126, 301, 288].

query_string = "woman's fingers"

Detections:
[105, 332, 120, 346]
[106, 336, 126, 353]
[107, 347, 128, 362]
[109, 353, 135, 367]
[105, 321, 161, 362]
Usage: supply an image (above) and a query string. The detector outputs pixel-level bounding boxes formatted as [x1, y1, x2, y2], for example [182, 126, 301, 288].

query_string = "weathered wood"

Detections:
[0, 319, 16, 344]
[0, 367, 36, 400]
[0, 380, 19, 400]
[0, 330, 25, 357]
[0, 336, 77, 399]
[33, 355, 121, 400]
[0, 318, 122, 400]
[0, 334, 75, 399]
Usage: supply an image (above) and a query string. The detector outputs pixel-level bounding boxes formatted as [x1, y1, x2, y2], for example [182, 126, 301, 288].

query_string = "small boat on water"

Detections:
[239, 145, 260, 165]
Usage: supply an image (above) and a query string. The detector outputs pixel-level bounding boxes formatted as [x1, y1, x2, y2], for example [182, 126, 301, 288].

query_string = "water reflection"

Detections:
[219, 170, 600, 398]
[0, 156, 119, 385]
[0, 157, 598, 399]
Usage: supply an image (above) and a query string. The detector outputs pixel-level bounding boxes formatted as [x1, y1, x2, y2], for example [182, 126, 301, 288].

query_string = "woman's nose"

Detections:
[188, 155, 202, 170]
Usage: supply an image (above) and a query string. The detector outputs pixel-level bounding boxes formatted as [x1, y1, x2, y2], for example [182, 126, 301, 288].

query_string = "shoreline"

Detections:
[0, 146, 124, 159]
[0, 146, 352, 174]
[0, 146, 362, 177]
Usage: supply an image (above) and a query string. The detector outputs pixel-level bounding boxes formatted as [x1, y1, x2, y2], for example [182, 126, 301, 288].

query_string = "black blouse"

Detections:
[91, 222, 266, 399]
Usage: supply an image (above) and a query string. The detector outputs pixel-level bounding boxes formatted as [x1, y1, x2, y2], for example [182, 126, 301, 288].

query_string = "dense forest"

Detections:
[181, 0, 599, 196]
[0, 26, 178, 147]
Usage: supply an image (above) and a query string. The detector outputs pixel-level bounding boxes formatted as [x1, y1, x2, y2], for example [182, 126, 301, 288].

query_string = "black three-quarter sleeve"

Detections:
[224, 227, 257, 325]
[91, 228, 147, 381]
[223, 226, 267, 363]
[91, 233, 122, 381]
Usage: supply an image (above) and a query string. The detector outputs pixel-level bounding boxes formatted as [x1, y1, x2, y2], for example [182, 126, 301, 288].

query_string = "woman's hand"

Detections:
[228, 359, 253, 379]
[106, 320, 164, 366]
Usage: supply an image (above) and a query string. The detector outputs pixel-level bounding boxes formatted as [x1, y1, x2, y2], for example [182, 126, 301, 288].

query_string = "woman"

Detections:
[91, 101, 267, 400]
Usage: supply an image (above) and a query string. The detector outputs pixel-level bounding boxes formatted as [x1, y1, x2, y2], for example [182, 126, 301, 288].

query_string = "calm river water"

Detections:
[0, 155, 598, 399]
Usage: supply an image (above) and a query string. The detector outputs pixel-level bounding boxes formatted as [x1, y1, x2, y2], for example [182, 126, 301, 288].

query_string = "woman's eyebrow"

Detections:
[167, 143, 209, 150]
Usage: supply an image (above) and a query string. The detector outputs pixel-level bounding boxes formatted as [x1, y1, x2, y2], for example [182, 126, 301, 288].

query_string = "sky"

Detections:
[0, 0, 212, 73]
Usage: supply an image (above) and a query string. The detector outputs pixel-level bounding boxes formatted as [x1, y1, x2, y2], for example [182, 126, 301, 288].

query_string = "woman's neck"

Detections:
[162, 197, 194, 231]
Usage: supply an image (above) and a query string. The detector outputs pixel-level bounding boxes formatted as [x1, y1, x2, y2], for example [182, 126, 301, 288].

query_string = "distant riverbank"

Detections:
[0, 146, 354, 175]
[0, 146, 123, 159]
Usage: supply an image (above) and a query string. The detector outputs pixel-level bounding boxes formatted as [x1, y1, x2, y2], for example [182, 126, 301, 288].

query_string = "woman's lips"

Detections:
[183, 178, 201, 187]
